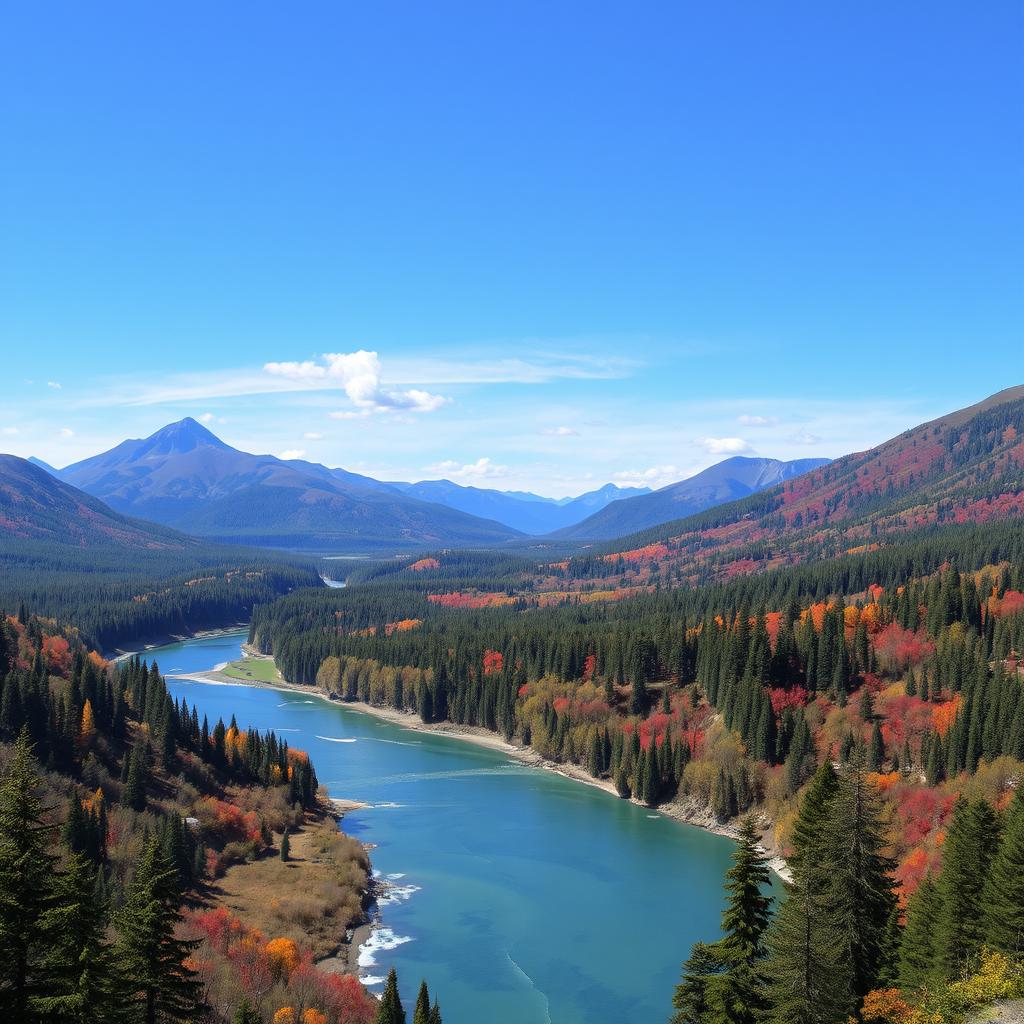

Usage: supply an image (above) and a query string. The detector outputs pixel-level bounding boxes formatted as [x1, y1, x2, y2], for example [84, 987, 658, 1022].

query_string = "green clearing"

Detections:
[221, 658, 280, 683]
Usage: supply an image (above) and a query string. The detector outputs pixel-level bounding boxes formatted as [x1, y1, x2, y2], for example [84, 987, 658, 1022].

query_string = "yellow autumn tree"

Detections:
[79, 699, 96, 749]
[272, 1009, 296, 1024]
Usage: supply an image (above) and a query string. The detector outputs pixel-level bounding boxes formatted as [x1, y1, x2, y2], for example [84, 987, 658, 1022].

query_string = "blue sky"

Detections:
[1, 2, 1021, 495]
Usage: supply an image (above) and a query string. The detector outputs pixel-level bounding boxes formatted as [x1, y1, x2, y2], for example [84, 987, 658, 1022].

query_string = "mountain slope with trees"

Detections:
[553, 456, 830, 541]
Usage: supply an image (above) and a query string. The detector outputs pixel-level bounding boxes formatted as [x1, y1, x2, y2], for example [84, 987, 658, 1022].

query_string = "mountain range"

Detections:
[14, 418, 828, 550]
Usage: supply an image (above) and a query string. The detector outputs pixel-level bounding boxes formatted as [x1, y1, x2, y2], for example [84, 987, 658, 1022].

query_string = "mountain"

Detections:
[390, 479, 650, 534]
[27, 455, 59, 475]
[553, 456, 831, 540]
[57, 418, 523, 550]
[0, 453, 198, 549]
[565, 386, 1024, 586]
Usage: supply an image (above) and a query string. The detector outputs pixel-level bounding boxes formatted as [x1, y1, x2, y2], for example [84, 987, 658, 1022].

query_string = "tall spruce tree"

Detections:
[0, 731, 59, 1021]
[936, 797, 1000, 977]
[819, 761, 898, 1007]
[34, 852, 118, 1022]
[983, 788, 1024, 954]
[376, 967, 406, 1024]
[672, 816, 772, 1024]
[898, 874, 942, 992]
[114, 837, 202, 1023]
[413, 980, 431, 1024]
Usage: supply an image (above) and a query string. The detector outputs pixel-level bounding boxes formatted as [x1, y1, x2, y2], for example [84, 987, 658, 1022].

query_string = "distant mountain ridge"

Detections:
[390, 479, 650, 534]
[554, 456, 831, 540]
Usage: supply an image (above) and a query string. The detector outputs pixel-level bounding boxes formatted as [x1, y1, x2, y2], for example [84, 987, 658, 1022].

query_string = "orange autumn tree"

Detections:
[303, 1011, 327, 1024]
[265, 937, 300, 980]
[273, 1010, 296, 1024]
[78, 698, 96, 749]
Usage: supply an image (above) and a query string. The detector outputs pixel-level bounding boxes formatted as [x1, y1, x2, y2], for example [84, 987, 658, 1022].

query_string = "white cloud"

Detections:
[329, 410, 370, 421]
[47, 381, 62, 390]
[2, 426, 19, 436]
[738, 414, 777, 427]
[58, 428, 74, 438]
[790, 430, 821, 445]
[696, 436, 754, 455]
[303, 431, 324, 440]
[426, 457, 509, 481]
[613, 465, 682, 489]
[278, 449, 306, 461]
[265, 350, 448, 415]
[198, 412, 217, 423]
[540, 426, 580, 437]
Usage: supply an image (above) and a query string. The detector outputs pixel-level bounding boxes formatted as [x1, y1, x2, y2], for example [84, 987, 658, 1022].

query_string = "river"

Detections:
[153, 629, 771, 1024]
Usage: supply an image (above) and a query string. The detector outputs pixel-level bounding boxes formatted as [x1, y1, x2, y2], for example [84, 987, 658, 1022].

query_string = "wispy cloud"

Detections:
[613, 465, 683, 488]
[47, 381, 62, 390]
[790, 430, 821, 445]
[426, 457, 509, 481]
[303, 431, 324, 440]
[738, 414, 777, 427]
[540, 426, 579, 437]
[265, 350, 448, 415]
[696, 436, 754, 455]
[198, 412, 217, 423]
[2, 426, 19, 436]
[58, 427, 74, 438]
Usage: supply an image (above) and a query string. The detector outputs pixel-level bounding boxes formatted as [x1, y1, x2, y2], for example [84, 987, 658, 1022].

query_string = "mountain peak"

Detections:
[141, 417, 232, 455]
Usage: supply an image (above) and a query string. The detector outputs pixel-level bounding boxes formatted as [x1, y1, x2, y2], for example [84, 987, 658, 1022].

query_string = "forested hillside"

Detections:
[0, 453, 321, 649]
[555, 385, 1024, 590]
[0, 612, 382, 1023]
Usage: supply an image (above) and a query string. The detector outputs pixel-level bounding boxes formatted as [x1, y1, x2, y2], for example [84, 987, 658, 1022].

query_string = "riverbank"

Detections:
[208, 798, 374, 974]
[172, 650, 791, 881]
[109, 623, 249, 662]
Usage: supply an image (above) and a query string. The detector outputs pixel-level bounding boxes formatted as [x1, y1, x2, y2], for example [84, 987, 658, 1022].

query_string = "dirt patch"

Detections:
[208, 811, 370, 968]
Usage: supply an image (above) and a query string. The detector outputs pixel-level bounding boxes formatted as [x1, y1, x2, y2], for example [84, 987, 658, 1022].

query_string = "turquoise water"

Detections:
[159, 631, 769, 1024]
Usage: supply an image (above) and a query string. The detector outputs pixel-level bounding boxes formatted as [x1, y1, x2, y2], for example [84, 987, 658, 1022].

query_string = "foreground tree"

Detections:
[114, 837, 202, 1023]
[0, 732, 59, 1021]
[376, 967, 405, 1024]
[672, 816, 772, 1023]
[984, 788, 1024, 954]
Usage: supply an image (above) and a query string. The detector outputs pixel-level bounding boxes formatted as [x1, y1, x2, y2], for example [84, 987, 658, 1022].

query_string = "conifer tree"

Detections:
[983, 788, 1024, 954]
[937, 797, 1000, 977]
[787, 764, 838, 876]
[413, 980, 431, 1024]
[34, 852, 118, 1022]
[0, 731, 59, 1020]
[232, 999, 262, 1024]
[898, 874, 942, 992]
[376, 967, 406, 1024]
[114, 837, 202, 1023]
[820, 760, 897, 1005]
[280, 828, 290, 862]
[672, 816, 771, 1024]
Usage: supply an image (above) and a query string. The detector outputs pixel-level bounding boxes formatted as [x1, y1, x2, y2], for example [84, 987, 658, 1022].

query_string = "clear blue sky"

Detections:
[1, 2, 1021, 494]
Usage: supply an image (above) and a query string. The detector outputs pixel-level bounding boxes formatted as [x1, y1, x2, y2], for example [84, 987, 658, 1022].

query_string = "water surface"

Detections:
[159, 631, 767, 1024]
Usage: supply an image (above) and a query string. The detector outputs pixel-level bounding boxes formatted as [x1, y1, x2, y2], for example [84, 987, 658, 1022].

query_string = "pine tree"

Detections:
[983, 788, 1024, 954]
[867, 721, 884, 772]
[376, 967, 406, 1024]
[232, 999, 262, 1024]
[280, 828, 290, 862]
[0, 730, 59, 1020]
[671, 817, 771, 1024]
[898, 874, 942, 992]
[937, 797, 1000, 977]
[413, 980, 431, 1024]
[428, 1001, 442, 1024]
[34, 852, 118, 1022]
[819, 761, 898, 1007]
[787, 764, 838, 876]
[114, 837, 202, 1023]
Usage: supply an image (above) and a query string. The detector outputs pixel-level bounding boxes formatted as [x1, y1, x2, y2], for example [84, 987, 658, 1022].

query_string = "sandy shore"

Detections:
[172, 655, 792, 881]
